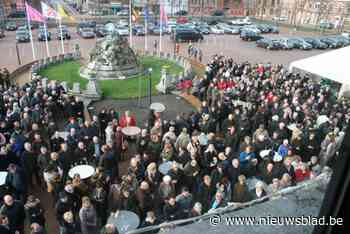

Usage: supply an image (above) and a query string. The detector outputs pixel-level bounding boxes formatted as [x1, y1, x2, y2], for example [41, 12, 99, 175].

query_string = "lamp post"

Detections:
[148, 67, 153, 105]
[15, 42, 21, 65]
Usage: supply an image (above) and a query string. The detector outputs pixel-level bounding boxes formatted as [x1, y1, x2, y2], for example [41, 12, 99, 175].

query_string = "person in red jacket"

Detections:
[119, 110, 137, 128]
[295, 163, 311, 182]
[217, 78, 227, 91]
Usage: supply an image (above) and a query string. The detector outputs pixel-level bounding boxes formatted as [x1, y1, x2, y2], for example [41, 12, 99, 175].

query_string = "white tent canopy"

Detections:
[289, 46, 350, 86]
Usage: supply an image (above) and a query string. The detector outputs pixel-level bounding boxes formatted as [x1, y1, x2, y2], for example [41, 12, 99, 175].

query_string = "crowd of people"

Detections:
[188, 43, 203, 63]
[0, 53, 348, 234]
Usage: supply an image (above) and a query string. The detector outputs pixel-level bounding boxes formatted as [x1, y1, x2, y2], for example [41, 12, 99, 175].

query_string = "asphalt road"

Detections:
[0, 27, 329, 72]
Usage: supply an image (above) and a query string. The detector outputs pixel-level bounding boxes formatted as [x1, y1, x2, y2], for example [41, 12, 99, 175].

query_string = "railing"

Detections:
[126, 170, 331, 234]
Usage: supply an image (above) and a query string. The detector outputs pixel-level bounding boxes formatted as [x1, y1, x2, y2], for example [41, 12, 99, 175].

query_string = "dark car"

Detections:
[16, 29, 30, 43]
[57, 26, 71, 40]
[256, 24, 270, 33]
[172, 28, 204, 42]
[277, 38, 294, 50]
[195, 26, 210, 35]
[303, 37, 328, 49]
[330, 36, 350, 47]
[95, 25, 108, 37]
[38, 29, 52, 41]
[256, 38, 282, 50]
[77, 21, 96, 33]
[132, 25, 145, 36]
[266, 25, 279, 34]
[5, 22, 17, 31]
[319, 37, 340, 48]
[240, 30, 263, 41]
[175, 10, 188, 16]
[212, 10, 224, 16]
[289, 38, 313, 50]
[78, 27, 95, 38]
[7, 11, 26, 18]
[319, 22, 334, 29]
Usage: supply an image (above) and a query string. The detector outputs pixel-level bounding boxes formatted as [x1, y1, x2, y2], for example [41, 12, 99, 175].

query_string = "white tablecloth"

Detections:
[0, 172, 8, 186]
[68, 165, 95, 179]
[107, 210, 140, 234]
[122, 126, 141, 136]
[150, 102, 166, 113]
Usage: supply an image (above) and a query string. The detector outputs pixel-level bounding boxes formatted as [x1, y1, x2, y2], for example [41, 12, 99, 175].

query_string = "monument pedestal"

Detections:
[83, 78, 102, 101]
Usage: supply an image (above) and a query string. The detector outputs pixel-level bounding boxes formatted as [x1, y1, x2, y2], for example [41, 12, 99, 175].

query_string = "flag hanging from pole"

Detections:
[160, 2, 168, 27]
[57, 3, 75, 22]
[25, 2, 45, 22]
[132, 8, 140, 22]
[41, 1, 60, 19]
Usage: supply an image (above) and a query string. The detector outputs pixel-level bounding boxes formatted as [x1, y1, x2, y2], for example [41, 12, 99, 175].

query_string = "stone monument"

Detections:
[80, 28, 140, 80]
[156, 67, 172, 94]
[82, 64, 102, 100]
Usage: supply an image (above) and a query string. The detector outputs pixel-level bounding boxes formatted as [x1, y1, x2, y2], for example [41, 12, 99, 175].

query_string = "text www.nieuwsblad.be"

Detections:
[209, 214, 344, 226]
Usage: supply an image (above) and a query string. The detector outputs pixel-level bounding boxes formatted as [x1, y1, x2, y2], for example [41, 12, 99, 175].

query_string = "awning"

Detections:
[289, 46, 350, 86]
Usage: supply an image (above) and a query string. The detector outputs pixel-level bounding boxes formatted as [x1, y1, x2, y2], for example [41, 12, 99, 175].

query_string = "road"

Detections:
[0, 27, 329, 72]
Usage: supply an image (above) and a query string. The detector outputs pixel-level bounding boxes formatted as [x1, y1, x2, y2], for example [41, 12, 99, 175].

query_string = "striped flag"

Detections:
[25, 2, 45, 22]
[41, 1, 60, 19]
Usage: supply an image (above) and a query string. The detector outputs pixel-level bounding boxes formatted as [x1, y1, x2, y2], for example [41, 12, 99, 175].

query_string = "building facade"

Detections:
[188, 0, 245, 16]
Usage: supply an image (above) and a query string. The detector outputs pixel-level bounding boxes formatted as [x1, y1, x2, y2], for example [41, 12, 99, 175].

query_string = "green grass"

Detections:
[38, 56, 183, 99]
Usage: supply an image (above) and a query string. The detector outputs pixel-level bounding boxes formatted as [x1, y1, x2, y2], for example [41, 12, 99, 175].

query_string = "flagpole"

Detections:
[58, 17, 65, 54]
[144, 6, 148, 51]
[26, 9, 36, 60]
[159, 1, 162, 56]
[129, 0, 132, 47]
[43, 22, 50, 57]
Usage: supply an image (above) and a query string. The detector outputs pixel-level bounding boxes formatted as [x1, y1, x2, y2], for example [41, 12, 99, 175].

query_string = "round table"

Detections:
[122, 126, 141, 136]
[150, 102, 166, 113]
[158, 161, 183, 175]
[68, 165, 95, 179]
[0, 172, 8, 186]
[107, 210, 140, 234]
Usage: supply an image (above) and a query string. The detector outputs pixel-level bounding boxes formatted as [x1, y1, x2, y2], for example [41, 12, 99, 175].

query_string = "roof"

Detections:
[289, 46, 350, 86]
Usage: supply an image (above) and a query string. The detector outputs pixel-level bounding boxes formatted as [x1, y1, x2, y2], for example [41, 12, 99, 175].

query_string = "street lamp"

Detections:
[15, 42, 21, 65]
[148, 67, 153, 105]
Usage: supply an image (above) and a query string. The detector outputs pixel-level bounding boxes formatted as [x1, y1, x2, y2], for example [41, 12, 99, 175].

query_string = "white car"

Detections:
[272, 16, 288, 22]
[231, 17, 252, 25]
[210, 26, 224, 34]
[117, 10, 128, 16]
[119, 19, 129, 27]
[116, 27, 129, 36]
[217, 24, 240, 34]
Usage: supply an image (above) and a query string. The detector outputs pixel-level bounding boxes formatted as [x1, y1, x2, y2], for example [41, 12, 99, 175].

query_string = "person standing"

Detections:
[0, 195, 26, 234]
[79, 197, 98, 234]
[153, 40, 158, 53]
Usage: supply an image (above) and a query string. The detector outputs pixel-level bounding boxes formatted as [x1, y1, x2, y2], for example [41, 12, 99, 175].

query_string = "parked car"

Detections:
[78, 27, 95, 38]
[241, 25, 261, 34]
[195, 26, 210, 35]
[256, 24, 270, 33]
[38, 27, 51, 41]
[256, 38, 282, 50]
[57, 26, 71, 40]
[303, 37, 328, 49]
[231, 17, 252, 25]
[175, 10, 188, 16]
[265, 25, 279, 33]
[330, 36, 350, 46]
[172, 28, 203, 42]
[277, 38, 294, 50]
[319, 21, 334, 29]
[117, 10, 129, 16]
[210, 25, 224, 34]
[5, 21, 17, 31]
[319, 37, 341, 48]
[116, 26, 129, 36]
[240, 30, 263, 41]
[95, 25, 108, 37]
[132, 25, 145, 36]
[288, 38, 312, 50]
[272, 16, 288, 21]
[16, 29, 30, 43]
[217, 24, 240, 34]
[211, 10, 224, 16]
[7, 11, 26, 18]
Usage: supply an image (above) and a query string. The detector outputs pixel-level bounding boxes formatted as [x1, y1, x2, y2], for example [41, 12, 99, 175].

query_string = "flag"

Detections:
[41, 1, 60, 19]
[25, 2, 45, 23]
[57, 3, 75, 22]
[160, 2, 168, 27]
[132, 8, 140, 22]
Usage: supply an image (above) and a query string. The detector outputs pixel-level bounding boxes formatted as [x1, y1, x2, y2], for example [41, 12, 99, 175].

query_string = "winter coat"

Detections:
[79, 206, 98, 234]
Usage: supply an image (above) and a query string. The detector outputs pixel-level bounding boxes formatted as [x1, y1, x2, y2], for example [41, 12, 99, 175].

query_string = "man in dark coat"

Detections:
[0, 195, 26, 234]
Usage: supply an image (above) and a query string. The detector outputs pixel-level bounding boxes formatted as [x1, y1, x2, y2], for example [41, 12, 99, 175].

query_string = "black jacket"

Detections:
[0, 201, 26, 230]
